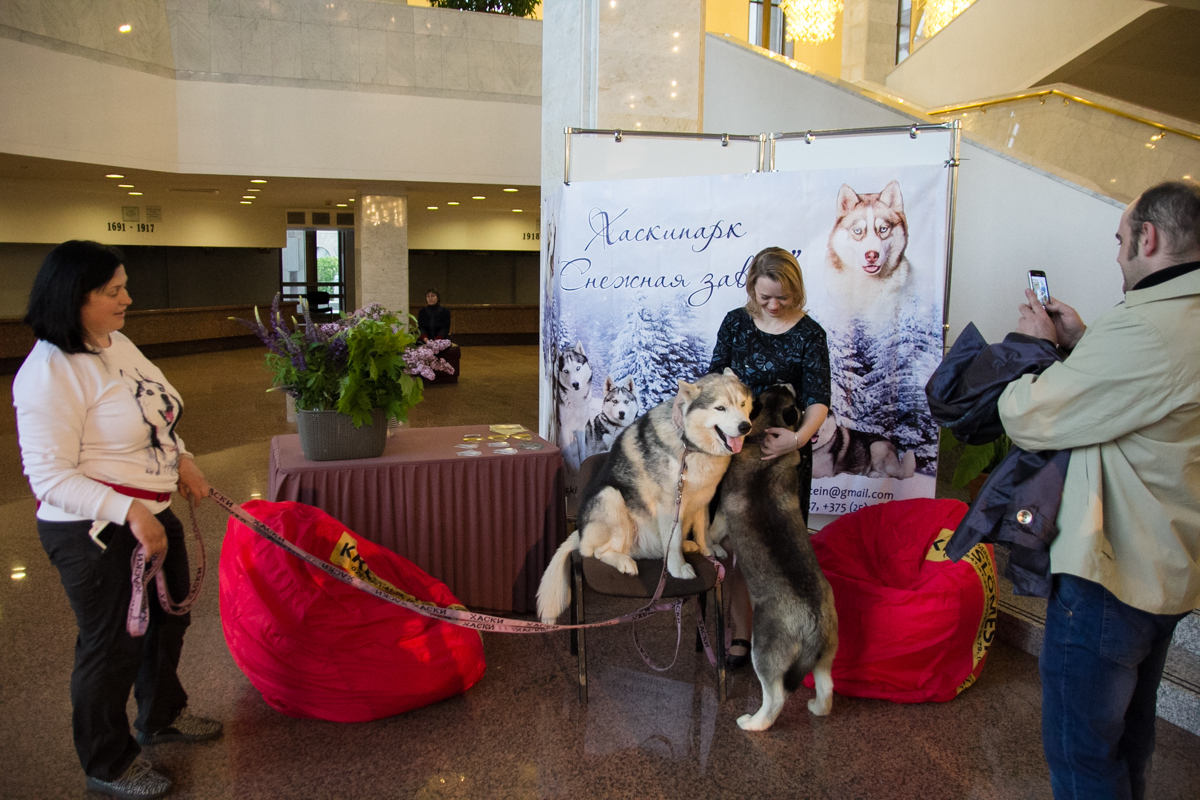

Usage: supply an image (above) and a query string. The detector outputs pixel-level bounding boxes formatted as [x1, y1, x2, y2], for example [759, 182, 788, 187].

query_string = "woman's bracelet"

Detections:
[794, 431, 800, 450]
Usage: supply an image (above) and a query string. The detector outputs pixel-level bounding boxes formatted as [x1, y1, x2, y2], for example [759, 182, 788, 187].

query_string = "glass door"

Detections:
[281, 229, 349, 318]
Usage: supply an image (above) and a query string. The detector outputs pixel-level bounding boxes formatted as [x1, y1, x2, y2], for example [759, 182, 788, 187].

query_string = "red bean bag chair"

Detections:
[220, 500, 486, 722]
[804, 497, 996, 703]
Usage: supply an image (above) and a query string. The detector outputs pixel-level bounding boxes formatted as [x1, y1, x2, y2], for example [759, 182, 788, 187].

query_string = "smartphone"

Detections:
[1028, 270, 1050, 306]
[89, 520, 116, 551]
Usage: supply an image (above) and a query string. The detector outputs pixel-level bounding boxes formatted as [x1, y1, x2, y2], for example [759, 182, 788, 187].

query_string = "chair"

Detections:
[303, 290, 333, 321]
[566, 454, 727, 703]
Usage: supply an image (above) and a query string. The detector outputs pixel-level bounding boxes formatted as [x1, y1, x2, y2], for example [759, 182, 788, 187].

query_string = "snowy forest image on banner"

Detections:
[543, 164, 949, 515]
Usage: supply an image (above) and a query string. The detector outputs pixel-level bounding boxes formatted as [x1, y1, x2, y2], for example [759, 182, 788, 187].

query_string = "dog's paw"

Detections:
[669, 562, 697, 581]
[612, 554, 638, 575]
[710, 542, 727, 559]
[737, 713, 772, 732]
[807, 696, 833, 717]
[682, 540, 700, 554]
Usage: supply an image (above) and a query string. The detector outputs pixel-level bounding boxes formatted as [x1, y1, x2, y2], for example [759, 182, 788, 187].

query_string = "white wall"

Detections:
[703, 34, 1126, 344]
[409, 207, 541, 250]
[0, 36, 540, 185]
[885, 0, 1161, 109]
[0, 179, 283, 248]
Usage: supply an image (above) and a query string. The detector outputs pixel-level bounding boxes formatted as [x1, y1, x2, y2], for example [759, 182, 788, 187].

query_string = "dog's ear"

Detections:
[879, 180, 904, 214]
[574, 341, 585, 356]
[672, 380, 698, 430]
[836, 184, 859, 217]
[749, 398, 762, 421]
[783, 406, 800, 428]
[722, 367, 740, 380]
[623, 377, 634, 392]
[779, 383, 796, 397]
[604, 375, 614, 393]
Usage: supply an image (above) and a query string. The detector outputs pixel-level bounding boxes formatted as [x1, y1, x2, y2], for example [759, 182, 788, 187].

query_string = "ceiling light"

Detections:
[447, 201, 459, 206]
[247, 188, 261, 192]
[240, 200, 253, 204]
[118, 24, 132, 33]
[472, 196, 485, 200]
[118, 184, 134, 188]
[918, 0, 976, 39]
[348, 198, 355, 202]
[128, 192, 142, 196]
[671, 80, 677, 86]
[673, 32, 680, 37]
[780, 0, 844, 45]
[503, 188, 518, 193]
[243, 195, 255, 199]
[1185, 175, 1193, 180]
[427, 206, 438, 210]
[512, 209, 523, 213]
[106, 174, 124, 179]
[336, 203, 347, 207]
[672, 46, 678, 52]
[12, 567, 26, 580]
[250, 179, 267, 184]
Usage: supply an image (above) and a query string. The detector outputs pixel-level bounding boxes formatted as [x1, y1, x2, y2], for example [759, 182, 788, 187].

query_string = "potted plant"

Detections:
[241, 297, 455, 461]
[940, 428, 1013, 501]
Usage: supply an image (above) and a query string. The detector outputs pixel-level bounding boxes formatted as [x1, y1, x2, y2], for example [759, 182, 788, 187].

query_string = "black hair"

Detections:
[24, 240, 125, 354]
[1129, 180, 1200, 257]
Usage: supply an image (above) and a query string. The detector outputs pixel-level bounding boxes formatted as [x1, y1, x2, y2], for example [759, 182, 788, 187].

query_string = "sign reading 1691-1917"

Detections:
[108, 206, 162, 234]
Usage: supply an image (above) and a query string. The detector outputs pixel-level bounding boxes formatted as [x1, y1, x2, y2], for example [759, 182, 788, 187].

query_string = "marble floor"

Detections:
[1, 346, 1198, 800]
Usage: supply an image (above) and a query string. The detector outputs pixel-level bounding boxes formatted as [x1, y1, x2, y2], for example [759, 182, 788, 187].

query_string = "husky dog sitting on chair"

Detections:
[537, 370, 752, 623]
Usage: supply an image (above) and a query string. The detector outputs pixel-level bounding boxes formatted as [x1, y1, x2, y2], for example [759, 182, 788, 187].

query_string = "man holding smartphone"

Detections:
[996, 180, 1200, 800]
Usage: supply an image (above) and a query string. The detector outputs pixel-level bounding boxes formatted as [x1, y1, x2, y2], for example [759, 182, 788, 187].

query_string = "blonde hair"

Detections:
[744, 247, 806, 317]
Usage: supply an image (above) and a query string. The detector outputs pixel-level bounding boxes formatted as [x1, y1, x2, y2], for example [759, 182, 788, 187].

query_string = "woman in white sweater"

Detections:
[14, 241, 221, 800]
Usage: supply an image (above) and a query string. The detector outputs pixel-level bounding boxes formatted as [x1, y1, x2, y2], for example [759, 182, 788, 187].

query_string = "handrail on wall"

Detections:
[928, 89, 1200, 144]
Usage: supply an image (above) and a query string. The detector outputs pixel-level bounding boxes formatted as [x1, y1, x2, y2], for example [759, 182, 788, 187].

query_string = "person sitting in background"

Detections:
[417, 288, 451, 342]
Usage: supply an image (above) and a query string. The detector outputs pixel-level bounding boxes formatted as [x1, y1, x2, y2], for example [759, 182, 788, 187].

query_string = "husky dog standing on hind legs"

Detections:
[710, 384, 839, 731]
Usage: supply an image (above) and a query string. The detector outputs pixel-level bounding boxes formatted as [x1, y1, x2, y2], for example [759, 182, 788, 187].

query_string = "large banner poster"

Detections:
[543, 166, 948, 517]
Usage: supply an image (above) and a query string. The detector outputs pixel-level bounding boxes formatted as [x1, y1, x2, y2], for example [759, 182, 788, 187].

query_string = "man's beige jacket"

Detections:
[999, 268, 1200, 615]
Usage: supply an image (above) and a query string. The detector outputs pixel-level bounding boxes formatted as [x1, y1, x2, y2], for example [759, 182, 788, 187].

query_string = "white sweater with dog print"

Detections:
[14, 332, 188, 523]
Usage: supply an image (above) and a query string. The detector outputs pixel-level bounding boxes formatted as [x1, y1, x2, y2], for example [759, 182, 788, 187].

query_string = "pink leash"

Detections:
[127, 505, 206, 637]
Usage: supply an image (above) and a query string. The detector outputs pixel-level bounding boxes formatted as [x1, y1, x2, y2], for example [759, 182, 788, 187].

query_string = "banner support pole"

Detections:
[564, 126, 573, 185]
[942, 119, 962, 339]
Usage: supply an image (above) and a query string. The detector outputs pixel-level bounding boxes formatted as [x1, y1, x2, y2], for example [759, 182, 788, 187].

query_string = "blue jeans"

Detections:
[1040, 574, 1186, 800]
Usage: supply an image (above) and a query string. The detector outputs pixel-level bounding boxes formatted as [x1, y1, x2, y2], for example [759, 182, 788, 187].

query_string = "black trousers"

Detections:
[38, 509, 191, 781]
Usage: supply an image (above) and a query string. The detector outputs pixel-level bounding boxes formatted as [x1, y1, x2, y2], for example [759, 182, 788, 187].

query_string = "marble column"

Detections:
[356, 194, 409, 314]
[541, 0, 706, 186]
[841, 0, 898, 85]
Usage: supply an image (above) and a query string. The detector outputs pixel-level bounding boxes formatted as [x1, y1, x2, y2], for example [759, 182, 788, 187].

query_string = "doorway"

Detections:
[281, 229, 353, 317]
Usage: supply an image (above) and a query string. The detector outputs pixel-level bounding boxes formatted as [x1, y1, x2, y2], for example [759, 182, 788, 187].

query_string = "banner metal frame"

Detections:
[561, 119, 963, 333]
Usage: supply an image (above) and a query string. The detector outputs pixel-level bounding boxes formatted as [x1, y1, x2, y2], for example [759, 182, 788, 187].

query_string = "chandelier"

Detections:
[780, 0, 843, 45]
[921, 0, 976, 38]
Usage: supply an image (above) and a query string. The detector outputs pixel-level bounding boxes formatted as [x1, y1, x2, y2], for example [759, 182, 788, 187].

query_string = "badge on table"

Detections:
[489, 424, 528, 436]
[517, 441, 543, 451]
[495, 447, 519, 455]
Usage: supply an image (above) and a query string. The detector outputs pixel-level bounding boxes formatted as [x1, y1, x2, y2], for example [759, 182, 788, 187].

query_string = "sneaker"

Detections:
[135, 708, 223, 746]
[85, 757, 171, 799]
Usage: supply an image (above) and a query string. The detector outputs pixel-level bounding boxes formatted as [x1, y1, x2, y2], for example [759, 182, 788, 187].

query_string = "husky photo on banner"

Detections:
[543, 166, 949, 517]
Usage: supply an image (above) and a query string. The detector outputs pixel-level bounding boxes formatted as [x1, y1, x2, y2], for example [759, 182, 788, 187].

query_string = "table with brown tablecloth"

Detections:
[267, 425, 566, 613]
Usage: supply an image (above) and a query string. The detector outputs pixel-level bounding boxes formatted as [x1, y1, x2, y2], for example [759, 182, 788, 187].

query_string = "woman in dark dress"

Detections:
[709, 246, 831, 668]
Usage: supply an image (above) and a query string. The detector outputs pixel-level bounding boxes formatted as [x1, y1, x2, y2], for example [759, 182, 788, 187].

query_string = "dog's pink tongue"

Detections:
[728, 436, 744, 454]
